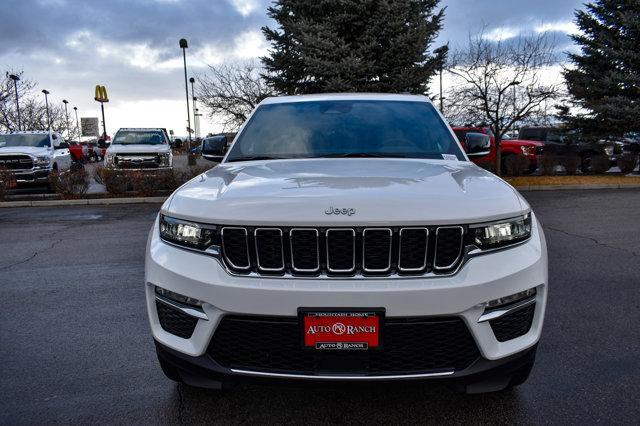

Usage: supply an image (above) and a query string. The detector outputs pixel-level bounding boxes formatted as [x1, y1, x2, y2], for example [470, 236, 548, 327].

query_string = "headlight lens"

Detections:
[520, 146, 532, 156]
[158, 152, 172, 167]
[35, 156, 50, 167]
[159, 215, 216, 250]
[470, 214, 532, 249]
[105, 154, 115, 166]
[604, 146, 614, 156]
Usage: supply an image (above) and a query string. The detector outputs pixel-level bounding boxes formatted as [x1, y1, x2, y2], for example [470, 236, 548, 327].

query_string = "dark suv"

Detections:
[518, 127, 623, 173]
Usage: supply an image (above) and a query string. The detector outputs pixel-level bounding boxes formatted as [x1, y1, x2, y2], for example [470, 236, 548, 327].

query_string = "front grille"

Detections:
[208, 315, 480, 375]
[219, 225, 465, 276]
[489, 303, 536, 342]
[115, 154, 160, 169]
[156, 301, 198, 339]
[0, 155, 33, 170]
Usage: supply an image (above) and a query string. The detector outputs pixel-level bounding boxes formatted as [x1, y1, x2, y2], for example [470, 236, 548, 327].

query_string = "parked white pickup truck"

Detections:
[104, 128, 172, 170]
[0, 131, 72, 185]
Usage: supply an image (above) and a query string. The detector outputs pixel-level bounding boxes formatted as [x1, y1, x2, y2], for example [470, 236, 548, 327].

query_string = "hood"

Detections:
[106, 144, 170, 154]
[0, 146, 51, 157]
[165, 158, 527, 226]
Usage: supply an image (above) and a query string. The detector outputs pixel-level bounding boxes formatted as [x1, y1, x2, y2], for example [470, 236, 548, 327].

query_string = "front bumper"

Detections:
[145, 214, 548, 380]
[14, 168, 50, 184]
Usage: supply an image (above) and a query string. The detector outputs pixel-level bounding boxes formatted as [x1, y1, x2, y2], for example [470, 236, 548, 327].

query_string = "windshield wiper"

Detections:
[317, 152, 407, 158]
[226, 155, 286, 162]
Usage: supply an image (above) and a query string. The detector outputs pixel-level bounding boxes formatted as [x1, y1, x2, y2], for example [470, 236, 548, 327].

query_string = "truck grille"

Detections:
[115, 153, 160, 169]
[220, 225, 465, 276]
[0, 155, 33, 170]
[208, 315, 480, 375]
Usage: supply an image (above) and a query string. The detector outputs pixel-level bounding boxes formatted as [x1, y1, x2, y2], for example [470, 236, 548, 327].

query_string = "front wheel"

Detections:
[580, 155, 592, 173]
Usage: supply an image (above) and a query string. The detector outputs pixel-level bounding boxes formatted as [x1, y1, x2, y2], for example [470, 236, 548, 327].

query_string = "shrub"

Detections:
[617, 153, 638, 174]
[130, 170, 165, 196]
[49, 169, 90, 199]
[504, 154, 530, 176]
[95, 167, 130, 195]
[0, 167, 16, 201]
[559, 154, 581, 175]
[539, 154, 559, 175]
[589, 155, 610, 174]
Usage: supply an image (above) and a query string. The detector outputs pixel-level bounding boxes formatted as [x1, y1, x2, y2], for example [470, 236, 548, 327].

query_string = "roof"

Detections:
[260, 93, 431, 105]
[6, 130, 55, 135]
[116, 128, 166, 131]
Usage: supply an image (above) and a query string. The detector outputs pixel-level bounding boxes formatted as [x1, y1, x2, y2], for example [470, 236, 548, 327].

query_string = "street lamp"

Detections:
[62, 100, 70, 140]
[42, 89, 51, 131]
[189, 77, 197, 138]
[194, 108, 203, 139]
[179, 39, 193, 153]
[8, 74, 21, 131]
[73, 107, 80, 141]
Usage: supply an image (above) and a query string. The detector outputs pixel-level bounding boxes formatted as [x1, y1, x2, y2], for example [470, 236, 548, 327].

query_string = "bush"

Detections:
[617, 153, 638, 174]
[589, 155, 610, 174]
[95, 167, 130, 195]
[49, 169, 90, 199]
[559, 154, 581, 175]
[130, 170, 166, 196]
[539, 154, 559, 175]
[504, 154, 530, 176]
[0, 167, 16, 200]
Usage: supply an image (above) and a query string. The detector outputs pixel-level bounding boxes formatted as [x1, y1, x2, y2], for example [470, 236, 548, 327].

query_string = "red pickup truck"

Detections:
[453, 126, 544, 174]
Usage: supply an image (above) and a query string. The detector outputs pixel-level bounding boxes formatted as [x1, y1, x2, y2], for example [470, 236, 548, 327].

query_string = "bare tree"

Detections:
[445, 30, 562, 174]
[197, 62, 274, 131]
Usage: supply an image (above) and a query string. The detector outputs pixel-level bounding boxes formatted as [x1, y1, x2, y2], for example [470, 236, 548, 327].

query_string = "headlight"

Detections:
[35, 156, 50, 167]
[159, 215, 216, 250]
[604, 146, 614, 156]
[470, 214, 532, 249]
[105, 154, 115, 166]
[520, 146, 533, 156]
[158, 152, 172, 167]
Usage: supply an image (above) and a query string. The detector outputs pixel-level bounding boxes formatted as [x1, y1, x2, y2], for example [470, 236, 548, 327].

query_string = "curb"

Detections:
[0, 196, 167, 208]
[513, 183, 640, 191]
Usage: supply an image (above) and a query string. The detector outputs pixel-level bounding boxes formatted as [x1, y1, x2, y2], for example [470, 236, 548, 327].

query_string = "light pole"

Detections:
[189, 77, 197, 138]
[42, 89, 51, 131]
[180, 39, 193, 156]
[195, 108, 203, 139]
[8, 74, 21, 131]
[62, 99, 70, 140]
[73, 107, 80, 140]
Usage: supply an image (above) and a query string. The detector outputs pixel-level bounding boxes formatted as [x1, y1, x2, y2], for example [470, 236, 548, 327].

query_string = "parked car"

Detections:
[518, 126, 623, 173]
[0, 131, 72, 186]
[104, 128, 172, 170]
[453, 126, 543, 174]
[67, 141, 85, 162]
[148, 94, 548, 394]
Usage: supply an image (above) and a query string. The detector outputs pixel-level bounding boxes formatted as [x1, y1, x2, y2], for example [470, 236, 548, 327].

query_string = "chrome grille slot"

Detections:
[398, 228, 428, 272]
[326, 229, 355, 273]
[362, 228, 392, 272]
[434, 226, 464, 270]
[290, 229, 319, 272]
[221, 227, 250, 271]
[0, 155, 33, 170]
[254, 228, 284, 272]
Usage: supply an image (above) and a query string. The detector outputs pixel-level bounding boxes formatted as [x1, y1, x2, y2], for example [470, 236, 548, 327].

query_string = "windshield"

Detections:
[226, 100, 465, 162]
[112, 130, 166, 145]
[0, 134, 51, 148]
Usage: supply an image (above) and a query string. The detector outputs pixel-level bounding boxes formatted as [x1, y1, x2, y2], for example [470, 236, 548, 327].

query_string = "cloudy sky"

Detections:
[1, 0, 584, 136]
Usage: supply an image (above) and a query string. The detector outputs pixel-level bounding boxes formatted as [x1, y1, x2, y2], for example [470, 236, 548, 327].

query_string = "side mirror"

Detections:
[56, 142, 69, 149]
[465, 133, 491, 157]
[201, 138, 225, 162]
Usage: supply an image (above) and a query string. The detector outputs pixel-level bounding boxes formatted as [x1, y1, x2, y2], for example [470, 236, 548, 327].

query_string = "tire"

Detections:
[580, 155, 592, 173]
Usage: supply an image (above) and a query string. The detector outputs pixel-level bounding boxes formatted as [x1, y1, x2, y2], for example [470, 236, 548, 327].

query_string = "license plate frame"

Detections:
[298, 308, 385, 351]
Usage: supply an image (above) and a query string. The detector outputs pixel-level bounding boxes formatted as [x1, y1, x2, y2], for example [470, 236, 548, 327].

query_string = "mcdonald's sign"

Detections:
[94, 85, 109, 102]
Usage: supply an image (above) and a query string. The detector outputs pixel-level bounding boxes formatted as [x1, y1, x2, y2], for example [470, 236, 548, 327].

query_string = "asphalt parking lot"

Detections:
[1, 189, 639, 424]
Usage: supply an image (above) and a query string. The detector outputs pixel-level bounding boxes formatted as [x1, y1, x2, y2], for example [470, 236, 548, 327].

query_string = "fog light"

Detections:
[155, 286, 204, 308]
[485, 288, 536, 309]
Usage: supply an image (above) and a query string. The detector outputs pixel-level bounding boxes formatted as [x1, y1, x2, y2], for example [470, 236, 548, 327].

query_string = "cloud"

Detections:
[227, 0, 259, 16]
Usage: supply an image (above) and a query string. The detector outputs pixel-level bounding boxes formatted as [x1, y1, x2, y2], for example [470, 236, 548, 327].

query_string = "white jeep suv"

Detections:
[0, 131, 71, 185]
[145, 94, 547, 393]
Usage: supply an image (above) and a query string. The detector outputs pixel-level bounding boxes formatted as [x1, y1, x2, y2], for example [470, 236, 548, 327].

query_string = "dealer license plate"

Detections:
[300, 310, 383, 350]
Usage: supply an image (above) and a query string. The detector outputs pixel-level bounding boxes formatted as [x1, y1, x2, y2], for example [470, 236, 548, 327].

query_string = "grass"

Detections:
[504, 174, 640, 187]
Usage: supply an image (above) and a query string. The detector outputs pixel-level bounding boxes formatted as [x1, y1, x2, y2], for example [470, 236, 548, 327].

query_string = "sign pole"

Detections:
[100, 102, 107, 139]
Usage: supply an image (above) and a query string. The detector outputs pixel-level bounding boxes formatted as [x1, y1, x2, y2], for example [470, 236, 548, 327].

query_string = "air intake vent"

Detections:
[254, 228, 284, 272]
[434, 226, 464, 270]
[363, 229, 392, 272]
[326, 229, 355, 273]
[290, 229, 319, 272]
[398, 228, 428, 272]
[221, 227, 250, 270]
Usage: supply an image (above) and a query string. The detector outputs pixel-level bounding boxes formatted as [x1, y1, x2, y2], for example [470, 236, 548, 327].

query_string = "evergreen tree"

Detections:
[261, 0, 447, 95]
[563, 0, 640, 136]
